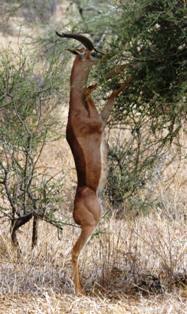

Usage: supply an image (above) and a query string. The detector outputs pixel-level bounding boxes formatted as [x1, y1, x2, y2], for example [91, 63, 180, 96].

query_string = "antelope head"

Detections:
[56, 31, 103, 62]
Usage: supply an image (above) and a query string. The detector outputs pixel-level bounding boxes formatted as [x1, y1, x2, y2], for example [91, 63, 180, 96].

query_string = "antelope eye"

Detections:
[90, 51, 101, 59]
[91, 51, 97, 57]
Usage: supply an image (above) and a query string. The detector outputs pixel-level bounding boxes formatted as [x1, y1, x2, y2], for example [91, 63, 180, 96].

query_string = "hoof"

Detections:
[75, 286, 85, 296]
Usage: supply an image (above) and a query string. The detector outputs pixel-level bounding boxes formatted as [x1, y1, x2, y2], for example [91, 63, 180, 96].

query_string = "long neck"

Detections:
[70, 57, 93, 108]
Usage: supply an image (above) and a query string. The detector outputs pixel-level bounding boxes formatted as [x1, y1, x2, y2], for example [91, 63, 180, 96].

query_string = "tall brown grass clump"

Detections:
[0, 194, 186, 313]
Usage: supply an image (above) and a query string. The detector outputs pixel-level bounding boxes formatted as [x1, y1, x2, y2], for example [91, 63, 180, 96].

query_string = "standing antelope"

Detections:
[56, 32, 104, 294]
[56, 32, 131, 294]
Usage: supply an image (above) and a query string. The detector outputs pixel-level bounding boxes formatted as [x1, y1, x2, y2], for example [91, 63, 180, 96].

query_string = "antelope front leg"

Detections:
[72, 225, 96, 295]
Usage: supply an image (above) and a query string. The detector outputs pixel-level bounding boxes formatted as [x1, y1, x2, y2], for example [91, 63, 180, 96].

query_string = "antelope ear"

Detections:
[67, 48, 84, 57]
[67, 48, 79, 55]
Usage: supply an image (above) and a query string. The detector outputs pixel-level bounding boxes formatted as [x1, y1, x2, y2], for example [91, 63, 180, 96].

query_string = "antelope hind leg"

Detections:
[72, 225, 96, 295]
[72, 187, 101, 295]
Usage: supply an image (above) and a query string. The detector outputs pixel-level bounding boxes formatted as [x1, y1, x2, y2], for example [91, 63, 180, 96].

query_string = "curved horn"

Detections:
[56, 31, 95, 51]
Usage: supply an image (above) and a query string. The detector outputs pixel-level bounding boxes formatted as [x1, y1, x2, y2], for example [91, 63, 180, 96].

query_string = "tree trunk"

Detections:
[32, 215, 39, 249]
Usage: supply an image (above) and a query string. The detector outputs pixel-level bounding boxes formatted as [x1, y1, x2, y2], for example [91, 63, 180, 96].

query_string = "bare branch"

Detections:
[0, 162, 17, 216]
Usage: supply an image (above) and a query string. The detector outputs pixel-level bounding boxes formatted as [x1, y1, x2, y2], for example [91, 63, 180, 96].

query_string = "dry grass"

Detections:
[0, 207, 186, 313]
[0, 293, 186, 314]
